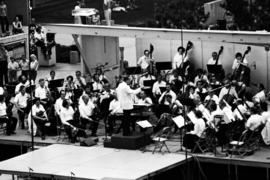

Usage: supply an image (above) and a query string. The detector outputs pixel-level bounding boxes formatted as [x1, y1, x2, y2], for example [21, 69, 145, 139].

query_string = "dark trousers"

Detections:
[29, 70, 37, 82]
[183, 134, 199, 149]
[64, 120, 86, 142]
[0, 16, 8, 33]
[0, 116, 17, 135]
[33, 117, 47, 137]
[123, 109, 132, 136]
[0, 61, 8, 86]
[107, 114, 123, 135]
[21, 70, 29, 78]
[17, 108, 26, 129]
[81, 117, 98, 136]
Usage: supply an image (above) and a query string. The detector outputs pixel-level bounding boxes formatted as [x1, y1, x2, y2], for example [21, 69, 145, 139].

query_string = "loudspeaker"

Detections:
[80, 137, 97, 147]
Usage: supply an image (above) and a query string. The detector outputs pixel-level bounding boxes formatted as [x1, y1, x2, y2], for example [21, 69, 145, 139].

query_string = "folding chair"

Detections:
[56, 115, 68, 142]
[152, 126, 172, 154]
[192, 127, 216, 154]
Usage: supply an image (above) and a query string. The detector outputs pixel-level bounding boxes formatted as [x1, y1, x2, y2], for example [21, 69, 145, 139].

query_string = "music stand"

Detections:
[207, 65, 222, 74]
[156, 62, 172, 71]
[136, 120, 153, 152]
[48, 79, 65, 89]
[172, 115, 185, 151]
[125, 67, 142, 75]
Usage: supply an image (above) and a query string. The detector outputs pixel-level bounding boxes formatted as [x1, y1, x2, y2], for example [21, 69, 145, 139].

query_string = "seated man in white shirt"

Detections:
[79, 95, 97, 136]
[15, 74, 30, 94]
[253, 83, 266, 104]
[152, 74, 166, 103]
[207, 52, 222, 65]
[232, 52, 248, 72]
[74, 71, 86, 89]
[219, 80, 238, 104]
[139, 71, 155, 89]
[246, 107, 265, 132]
[137, 90, 153, 105]
[30, 98, 49, 140]
[55, 90, 72, 117]
[107, 92, 123, 135]
[158, 84, 176, 105]
[35, 79, 50, 109]
[14, 86, 30, 129]
[172, 46, 186, 70]
[183, 110, 206, 150]
[8, 57, 19, 83]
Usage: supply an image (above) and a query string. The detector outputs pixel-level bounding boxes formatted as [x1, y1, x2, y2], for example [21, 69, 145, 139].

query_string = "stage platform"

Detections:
[0, 144, 190, 180]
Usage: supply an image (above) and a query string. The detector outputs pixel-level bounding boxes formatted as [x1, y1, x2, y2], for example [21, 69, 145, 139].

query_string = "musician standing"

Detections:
[232, 52, 248, 72]
[116, 76, 141, 136]
[207, 52, 222, 65]
[172, 46, 186, 70]
[137, 50, 154, 73]
[19, 55, 29, 78]
[14, 86, 29, 129]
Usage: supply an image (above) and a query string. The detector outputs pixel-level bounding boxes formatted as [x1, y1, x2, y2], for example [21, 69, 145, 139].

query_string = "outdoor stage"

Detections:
[0, 144, 190, 180]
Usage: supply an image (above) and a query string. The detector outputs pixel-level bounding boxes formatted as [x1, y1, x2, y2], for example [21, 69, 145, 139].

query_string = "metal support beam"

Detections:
[45, 23, 270, 44]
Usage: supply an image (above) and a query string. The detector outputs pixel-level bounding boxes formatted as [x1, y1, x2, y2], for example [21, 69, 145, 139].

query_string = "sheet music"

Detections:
[172, 115, 185, 128]
[223, 107, 234, 123]
[187, 111, 198, 124]
[198, 104, 211, 122]
[136, 120, 153, 128]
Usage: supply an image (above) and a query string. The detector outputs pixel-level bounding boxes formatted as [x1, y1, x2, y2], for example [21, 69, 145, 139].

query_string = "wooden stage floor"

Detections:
[0, 144, 190, 180]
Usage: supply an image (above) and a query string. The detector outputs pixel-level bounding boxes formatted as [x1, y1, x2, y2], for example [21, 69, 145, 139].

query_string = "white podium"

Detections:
[37, 46, 56, 67]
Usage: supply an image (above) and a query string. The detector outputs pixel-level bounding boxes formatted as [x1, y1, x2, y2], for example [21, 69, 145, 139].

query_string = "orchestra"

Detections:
[0, 42, 268, 157]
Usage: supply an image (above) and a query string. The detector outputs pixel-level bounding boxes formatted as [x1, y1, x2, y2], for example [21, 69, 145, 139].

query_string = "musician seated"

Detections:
[95, 67, 109, 84]
[60, 99, 85, 143]
[55, 90, 72, 116]
[253, 83, 266, 104]
[194, 69, 209, 86]
[219, 79, 238, 103]
[195, 80, 207, 102]
[78, 85, 92, 105]
[246, 107, 265, 132]
[15, 75, 30, 94]
[79, 95, 98, 136]
[30, 98, 49, 140]
[63, 75, 75, 93]
[137, 91, 153, 105]
[92, 73, 103, 93]
[233, 99, 249, 120]
[0, 95, 17, 135]
[152, 74, 166, 102]
[35, 79, 50, 109]
[204, 87, 219, 105]
[107, 93, 123, 135]
[74, 71, 86, 89]
[169, 70, 183, 94]
[183, 110, 206, 150]
[14, 86, 30, 129]
[168, 69, 182, 84]
[45, 70, 56, 87]
[139, 71, 155, 89]
[158, 83, 176, 105]
[209, 74, 222, 86]
[207, 52, 222, 65]
[208, 102, 223, 128]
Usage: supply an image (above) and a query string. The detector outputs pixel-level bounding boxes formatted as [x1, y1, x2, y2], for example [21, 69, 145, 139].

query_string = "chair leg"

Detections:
[159, 142, 164, 153]
[164, 142, 170, 153]
[152, 142, 158, 154]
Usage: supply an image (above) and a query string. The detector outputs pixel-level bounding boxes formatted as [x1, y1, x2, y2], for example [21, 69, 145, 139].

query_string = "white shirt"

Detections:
[55, 98, 64, 115]
[92, 81, 103, 92]
[208, 107, 224, 125]
[0, 87, 4, 95]
[31, 104, 46, 117]
[30, 60, 39, 71]
[158, 90, 177, 105]
[246, 114, 264, 131]
[19, 60, 29, 71]
[172, 53, 187, 69]
[189, 118, 206, 137]
[0, 102, 7, 117]
[35, 86, 49, 100]
[138, 55, 151, 70]
[232, 58, 248, 70]
[8, 61, 19, 70]
[116, 81, 141, 110]
[109, 99, 123, 114]
[79, 101, 95, 119]
[152, 81, 166, 95]
[204, 94, 219, 105]
[14, 93, 29, 108]
[219, 86, 238, 102]
[74, 77, 86, 88]
[60, 106, 74, 125]
[137, 97, 153, 105]
[207, 57, 222, 65]
[15, 81, 30, 94]
[139, 75, 155, 89]
[253, 90, 266, 103]
[169, 75, 182, 84]
[194, 75, 209, 85]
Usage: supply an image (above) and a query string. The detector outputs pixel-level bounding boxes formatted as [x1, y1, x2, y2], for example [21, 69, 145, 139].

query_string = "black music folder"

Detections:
[48, 79, 65, 89]
[143, 80, 156, 87]
[155, 62, 172, 71]
[207, 65, 222, 74]
[125, 67, 142, 75]
[160, 87, 166, 93]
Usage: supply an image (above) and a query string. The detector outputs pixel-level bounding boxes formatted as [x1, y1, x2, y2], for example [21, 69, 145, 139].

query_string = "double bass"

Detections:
[179, 41, 193, 81]
[149, 43, 157, 76]
[233, 46, 251, 85]
[215, 46, 225, 81]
